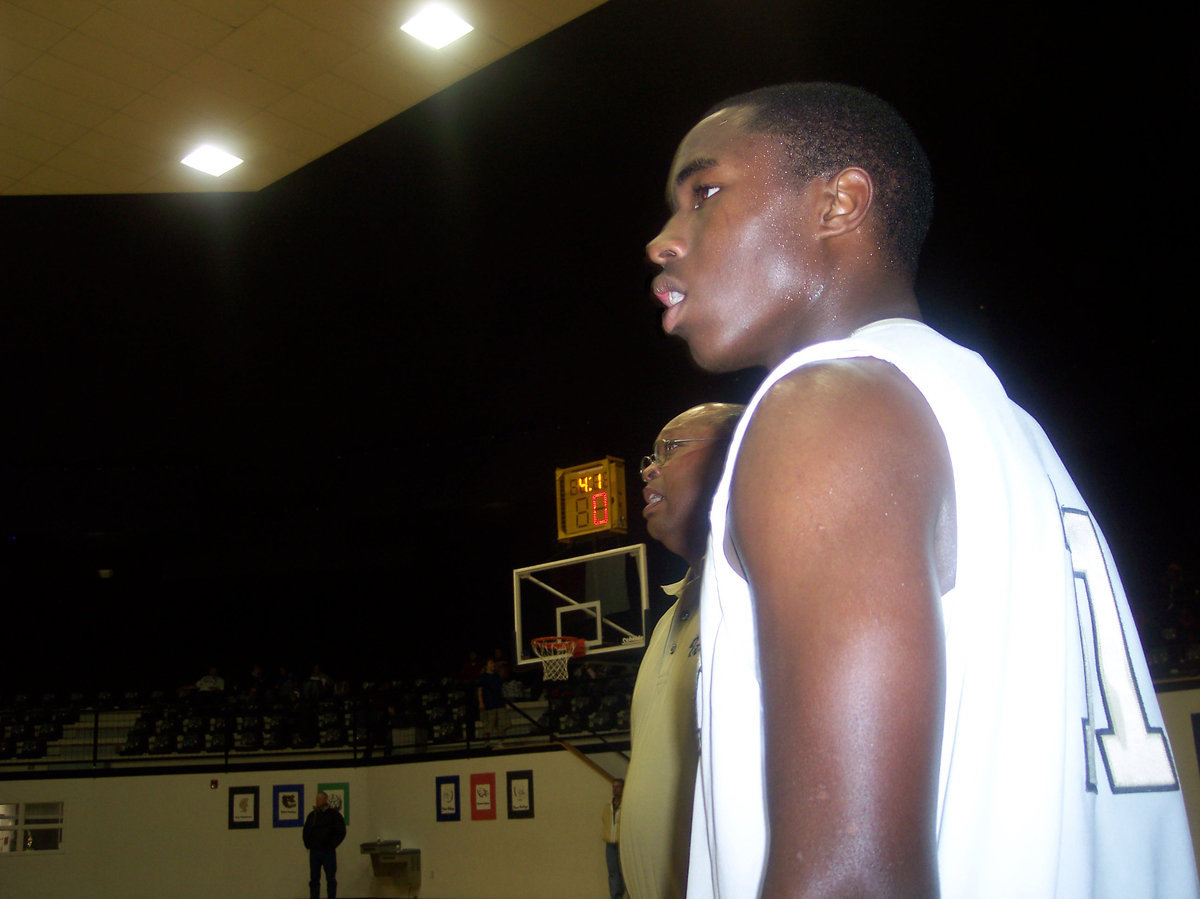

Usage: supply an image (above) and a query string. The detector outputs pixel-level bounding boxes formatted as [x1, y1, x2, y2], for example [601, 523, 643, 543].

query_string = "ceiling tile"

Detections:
[0, 31, 43, 73]
[49, 30, 174, 91]
[333, 46, 437, 107]
[267, 91, 370, 144]
[39, 145, 151, 193]
[174, 0, 269, 30]
[25, 51, 147, 110]
[273, 0, 388, 49]
[0, 2, 73, 51]
[237, 108, 329, 161]
[296, 72, 397, 127]
[0, 145, 39, 181]
[0, 96, 89, 146]
[209, 5, 357, 91]
[0, 118, 68, 163]
[149, 73, 263, 126]
[9, 161, 101, 194]
[0, 73, 113, 130]
[174, 52, 292, 110]
[459, 0, 550, 49]
[76, 5, 201, 72]
[4, 0, 97, 30]
[101, 0, 234, 51]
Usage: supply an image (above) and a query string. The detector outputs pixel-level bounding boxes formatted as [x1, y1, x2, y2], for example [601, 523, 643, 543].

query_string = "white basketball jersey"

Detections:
[688, 318, 1198, 898]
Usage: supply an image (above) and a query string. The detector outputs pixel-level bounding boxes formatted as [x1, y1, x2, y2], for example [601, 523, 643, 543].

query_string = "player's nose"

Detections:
[646, 220, 685, 265]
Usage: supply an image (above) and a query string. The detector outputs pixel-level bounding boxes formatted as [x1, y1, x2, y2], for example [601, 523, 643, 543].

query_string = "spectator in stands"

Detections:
[303, 790, 346, 899]
[178, 666, 225, 704]
[302, 665, 331, 704]
[272, 665, 295, 700]
[621, 402, 742, 898]
[457, 649, 484, 686]
[490, 647, 512, 681]
[240, 663, 268, 700]
[476, 658, 505, 742]
[194, 666, 224, 692]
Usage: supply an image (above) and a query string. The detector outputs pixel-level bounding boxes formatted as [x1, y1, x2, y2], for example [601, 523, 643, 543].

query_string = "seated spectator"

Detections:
[302, 665, 332, 703]
[240, 664, 268, 700]
[273, 665, 298, 703]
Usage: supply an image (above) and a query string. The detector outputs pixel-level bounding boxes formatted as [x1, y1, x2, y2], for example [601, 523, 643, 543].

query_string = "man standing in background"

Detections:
[621, 403, 742, 897]
[303, 790, 346, 899]
[602, 778, 626, 899]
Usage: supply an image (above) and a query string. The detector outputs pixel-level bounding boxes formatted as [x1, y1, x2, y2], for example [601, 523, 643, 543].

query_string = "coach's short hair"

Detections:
[708, 82, 933, 274]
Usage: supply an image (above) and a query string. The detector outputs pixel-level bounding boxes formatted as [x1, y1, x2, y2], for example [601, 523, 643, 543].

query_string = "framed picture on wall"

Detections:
[506, 770, 534, 819]
[229, 786, 259, 829]
[273, 784, 304, 828]
[436, 775, 460, 822]
[317, 782, 349, 825]
[470, 772, 497, 821]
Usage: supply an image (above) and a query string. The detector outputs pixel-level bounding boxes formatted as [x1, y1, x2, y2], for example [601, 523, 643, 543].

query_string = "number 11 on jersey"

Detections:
[1064, 508, 1178, 793]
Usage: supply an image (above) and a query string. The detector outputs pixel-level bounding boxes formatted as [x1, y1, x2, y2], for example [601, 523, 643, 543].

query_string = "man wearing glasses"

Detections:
[620, 403, 743, 899]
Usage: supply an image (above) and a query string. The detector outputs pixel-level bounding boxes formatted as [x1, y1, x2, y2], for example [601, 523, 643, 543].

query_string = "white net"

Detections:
[531, 638, 577, 681]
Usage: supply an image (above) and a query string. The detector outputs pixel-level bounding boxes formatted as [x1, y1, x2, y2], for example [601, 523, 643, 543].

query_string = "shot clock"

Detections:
[555, 457, 627, 541]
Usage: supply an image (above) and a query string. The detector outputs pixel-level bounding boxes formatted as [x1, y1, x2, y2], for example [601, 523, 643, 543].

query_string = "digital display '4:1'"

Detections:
[555, 457, 627, 542]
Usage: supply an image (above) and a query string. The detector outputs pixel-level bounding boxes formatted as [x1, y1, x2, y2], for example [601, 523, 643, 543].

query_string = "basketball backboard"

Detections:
[512, 544, 648, 666]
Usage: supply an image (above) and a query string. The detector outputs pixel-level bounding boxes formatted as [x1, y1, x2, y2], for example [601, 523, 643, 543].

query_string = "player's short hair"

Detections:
[707, 82, 933, 274]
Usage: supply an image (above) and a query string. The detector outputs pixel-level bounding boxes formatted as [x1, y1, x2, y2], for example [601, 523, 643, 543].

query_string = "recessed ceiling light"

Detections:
[401, 5, 474, 49]
[181, 145, 243, 177]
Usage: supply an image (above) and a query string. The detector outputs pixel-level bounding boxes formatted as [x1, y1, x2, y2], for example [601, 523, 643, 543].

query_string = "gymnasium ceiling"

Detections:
[0, 0, 607, 195]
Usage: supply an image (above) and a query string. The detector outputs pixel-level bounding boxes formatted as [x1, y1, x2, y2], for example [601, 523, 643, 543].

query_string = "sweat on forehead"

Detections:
[666, 106, 765, 207]
[677, 82, 934, 273]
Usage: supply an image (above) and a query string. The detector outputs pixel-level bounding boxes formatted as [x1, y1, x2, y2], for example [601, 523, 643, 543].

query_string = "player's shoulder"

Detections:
[749, 355, 937, 449]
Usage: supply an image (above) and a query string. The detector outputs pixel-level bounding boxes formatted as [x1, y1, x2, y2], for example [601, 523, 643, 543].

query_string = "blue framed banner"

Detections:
[273, 784, 304, 828]
[436, 775, 460, 822]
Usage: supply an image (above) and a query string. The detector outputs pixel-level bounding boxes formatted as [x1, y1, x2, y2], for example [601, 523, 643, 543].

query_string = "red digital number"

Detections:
[591, 491, 609, 526]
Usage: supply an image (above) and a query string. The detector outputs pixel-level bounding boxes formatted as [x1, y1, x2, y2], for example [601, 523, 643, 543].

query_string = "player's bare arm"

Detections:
[729, 357, 955, 897]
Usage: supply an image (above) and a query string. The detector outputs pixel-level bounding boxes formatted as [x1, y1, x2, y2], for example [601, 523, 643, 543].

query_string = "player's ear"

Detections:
[816, 167, 873, 239]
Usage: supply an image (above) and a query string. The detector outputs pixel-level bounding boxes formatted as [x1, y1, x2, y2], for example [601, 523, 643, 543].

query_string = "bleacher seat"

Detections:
[118, 734, 149, 756]
[318, 727, 346, 748]
[16, 738, 47, 759]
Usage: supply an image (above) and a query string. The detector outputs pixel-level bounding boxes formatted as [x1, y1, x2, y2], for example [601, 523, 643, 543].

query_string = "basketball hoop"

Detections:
[531, 636, 585, 681]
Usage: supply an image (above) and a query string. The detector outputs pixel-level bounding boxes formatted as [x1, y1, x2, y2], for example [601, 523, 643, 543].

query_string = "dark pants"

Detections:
[309, 848, 337, 899]
[605, 841, 625, 899]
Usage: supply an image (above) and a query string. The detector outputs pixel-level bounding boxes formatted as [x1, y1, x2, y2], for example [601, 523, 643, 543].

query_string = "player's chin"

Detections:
[686, 337, 742, 374]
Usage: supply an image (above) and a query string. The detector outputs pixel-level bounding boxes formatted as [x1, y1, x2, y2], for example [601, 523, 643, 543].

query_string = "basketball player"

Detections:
[644, 83, 1198, 897]
[622, 403, 743, 898]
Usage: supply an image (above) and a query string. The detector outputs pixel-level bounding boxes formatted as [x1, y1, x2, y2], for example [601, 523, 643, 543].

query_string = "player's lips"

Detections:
[651, 274, 686, 308]
[651, 274, 687, 334]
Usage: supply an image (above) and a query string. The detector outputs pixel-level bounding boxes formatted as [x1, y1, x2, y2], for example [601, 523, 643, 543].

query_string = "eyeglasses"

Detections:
[639, 437, 717, 478]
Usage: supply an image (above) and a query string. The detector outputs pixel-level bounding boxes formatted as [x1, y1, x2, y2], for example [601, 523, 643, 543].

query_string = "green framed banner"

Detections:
[317, 782, 349, 825]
